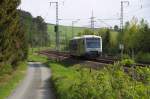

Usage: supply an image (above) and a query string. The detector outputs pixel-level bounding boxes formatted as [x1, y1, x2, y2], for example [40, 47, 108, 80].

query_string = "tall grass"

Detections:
[48, 61, 150, 99]
[0, 62, 27, 99]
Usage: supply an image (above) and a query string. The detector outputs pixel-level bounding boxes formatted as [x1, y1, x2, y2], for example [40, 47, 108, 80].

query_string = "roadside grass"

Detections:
[28, 53, 48, 63]
[48, 61, 150, 99]
[28, 47, 49, 63]
[29, 47, 52, 52]
[0, 62, 27, 99]
[45, 61, 81, 98]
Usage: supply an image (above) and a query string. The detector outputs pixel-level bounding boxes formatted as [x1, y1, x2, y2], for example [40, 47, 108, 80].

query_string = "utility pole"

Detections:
[120, 1, 129, 58]
[72, 19, 80, 38]
[120, 1, 129, 32]
[50, 2, 59, 51]
[72, 21, 75, 38]
[90, 11, 96, 32]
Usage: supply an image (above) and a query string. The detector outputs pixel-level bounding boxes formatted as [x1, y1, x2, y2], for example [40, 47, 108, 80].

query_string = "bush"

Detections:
[0, 62, 27, 99]
[0, 64, 13, 76]
[49, 61, 150, 99]
[120, 59, 135, 67]
[134, 67, 150, 85]
[136, 52, 150, 64]
[121, 54, 131, 59]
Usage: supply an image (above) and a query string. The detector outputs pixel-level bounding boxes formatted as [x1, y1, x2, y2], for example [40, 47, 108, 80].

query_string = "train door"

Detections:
[77, 39, 81, 56]
[69, 40, 78, 56]
[78, 38, 85, 56]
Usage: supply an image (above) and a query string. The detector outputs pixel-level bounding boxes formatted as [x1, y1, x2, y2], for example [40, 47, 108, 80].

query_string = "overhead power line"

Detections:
[89, 11, 96, 32]
[125, 5, 150, 15]
[120, 1, 129, 32]
[50, 1, 60, 51]
[97, 19, 112, 28]
[98, 18, 120, 21]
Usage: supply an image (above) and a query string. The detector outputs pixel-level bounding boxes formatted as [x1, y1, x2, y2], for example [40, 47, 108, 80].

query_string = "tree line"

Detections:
[0, 0, 50, 74]
[0, 0, 27, 70]
[19, 10, 50, 47]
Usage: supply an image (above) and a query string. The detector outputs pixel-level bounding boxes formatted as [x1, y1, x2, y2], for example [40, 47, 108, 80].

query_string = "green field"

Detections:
[47, 24, 86, 50]
[47, 23, 86, 40]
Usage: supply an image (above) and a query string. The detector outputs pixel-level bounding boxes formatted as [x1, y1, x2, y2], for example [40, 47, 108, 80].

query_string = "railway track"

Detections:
[39, 50, 115, 64]
[39, 50, 150, 68]
[39, 50, 69, 61]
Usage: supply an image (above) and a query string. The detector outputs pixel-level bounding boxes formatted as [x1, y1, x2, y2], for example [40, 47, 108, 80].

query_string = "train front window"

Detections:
[86, 38, 100, 48]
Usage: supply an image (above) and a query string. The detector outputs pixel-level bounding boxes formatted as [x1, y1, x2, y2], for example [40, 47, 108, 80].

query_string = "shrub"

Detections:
[0, 64, 13, 76]
[50, 61, 150, 99]
[134, 67, 150, 85]
[121, 54, 131, 59]
[120, 59, 135, 67]
[136, 52, 150, 64]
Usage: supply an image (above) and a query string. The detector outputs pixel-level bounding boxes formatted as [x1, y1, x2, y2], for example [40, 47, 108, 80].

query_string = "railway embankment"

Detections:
[47, 60, 150, 99]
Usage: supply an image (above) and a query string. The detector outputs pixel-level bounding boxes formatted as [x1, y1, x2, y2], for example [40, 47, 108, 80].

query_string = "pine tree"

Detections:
[0, 0, 28, 68]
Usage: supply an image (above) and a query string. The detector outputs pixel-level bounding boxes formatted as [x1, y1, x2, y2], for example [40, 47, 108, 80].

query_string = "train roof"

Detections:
[71, 35, 102, 40]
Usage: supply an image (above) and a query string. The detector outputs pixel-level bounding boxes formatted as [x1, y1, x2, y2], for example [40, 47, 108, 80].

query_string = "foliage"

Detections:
[0, 3, 28, 98]
[122, 18, 150, 54]
[27, 53, 150, 99]
[134, 67, 150, 85]
[0, 64, 12, 76]
[19, 10, 50, 47]
[28, 53, 48, 63]
[121, 54, 131, 59]
[102, 29, 111, 53]
[77, 29, 94, 36]
[0, 0, 28, 69]
[114, 25, 119, 32]
[120, 59, 135, 67]
[136, 52, 150, 64]
[0, 62, 27, 99]
[49, 61, 150, 99]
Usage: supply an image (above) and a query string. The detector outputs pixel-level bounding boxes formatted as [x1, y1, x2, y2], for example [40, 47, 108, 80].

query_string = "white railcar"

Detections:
[69, 35, 102, 57]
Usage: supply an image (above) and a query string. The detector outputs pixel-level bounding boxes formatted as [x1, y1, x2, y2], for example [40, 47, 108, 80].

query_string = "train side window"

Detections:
[71, 40, 77, 50]
[82, 40, 84, 44]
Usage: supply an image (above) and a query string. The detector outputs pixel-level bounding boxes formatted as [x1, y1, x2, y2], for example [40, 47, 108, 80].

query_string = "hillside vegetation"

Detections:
[47, 24, 86, 50]
[19, 10, 50, 47]
[50, 61, 150, 99]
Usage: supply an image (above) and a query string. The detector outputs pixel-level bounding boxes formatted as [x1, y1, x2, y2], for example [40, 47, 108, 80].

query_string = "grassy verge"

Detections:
[0, 62, 27, 99]
[28, 47, 49, 63]
[28, 53, 48, 63]
[47, 61, 150, 99]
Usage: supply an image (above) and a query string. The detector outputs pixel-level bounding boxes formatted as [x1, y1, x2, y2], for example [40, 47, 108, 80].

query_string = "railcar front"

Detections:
[84, 36, 102, 57]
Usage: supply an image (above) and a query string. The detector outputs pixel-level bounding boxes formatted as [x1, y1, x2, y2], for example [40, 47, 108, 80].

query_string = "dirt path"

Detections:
[7, 62, 55, 99]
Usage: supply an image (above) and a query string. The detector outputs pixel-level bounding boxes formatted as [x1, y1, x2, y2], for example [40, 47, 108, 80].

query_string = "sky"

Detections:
[19, 0, 150, 28]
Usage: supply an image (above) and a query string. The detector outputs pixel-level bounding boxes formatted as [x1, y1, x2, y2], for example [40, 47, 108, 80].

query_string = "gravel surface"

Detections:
[7, 62, 55, 99]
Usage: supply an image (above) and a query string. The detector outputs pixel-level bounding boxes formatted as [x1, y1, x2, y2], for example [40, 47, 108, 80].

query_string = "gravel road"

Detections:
[7, 62, 55, 99]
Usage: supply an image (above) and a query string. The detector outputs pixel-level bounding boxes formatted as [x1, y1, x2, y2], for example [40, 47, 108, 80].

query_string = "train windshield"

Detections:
[86, 38, 100, 48]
